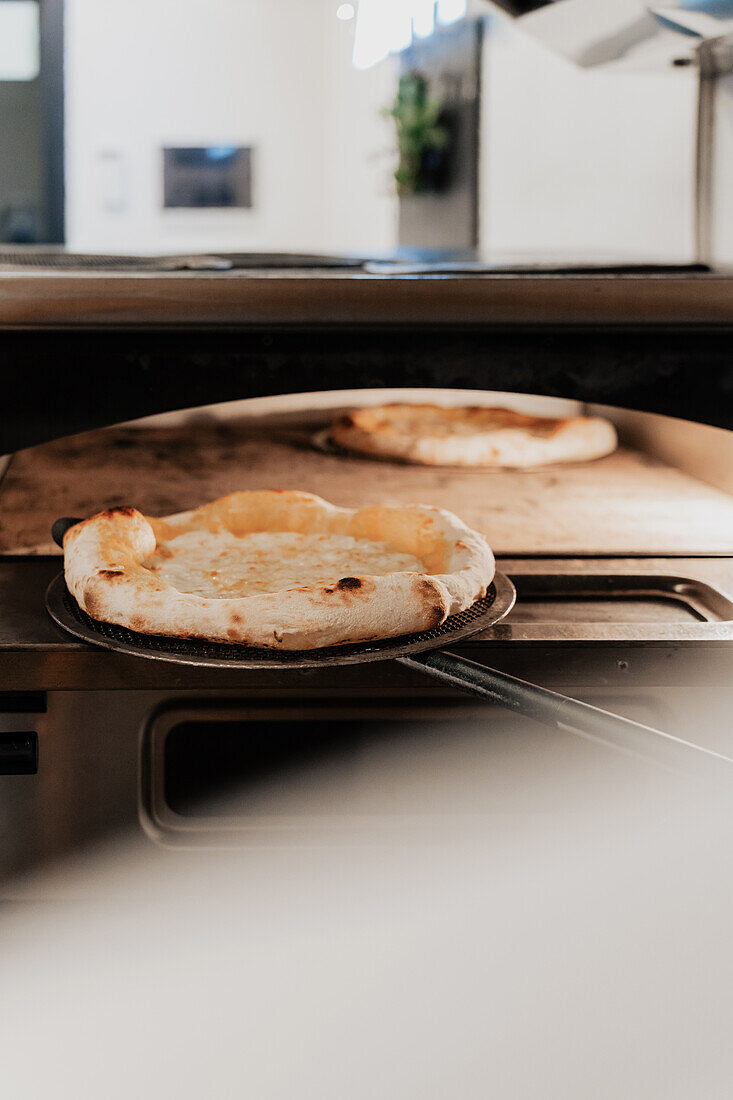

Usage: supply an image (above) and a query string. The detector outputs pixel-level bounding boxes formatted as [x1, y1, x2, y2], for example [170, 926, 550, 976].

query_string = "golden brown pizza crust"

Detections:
[62, 491, 494, 650]
[330, 404, 617, 467]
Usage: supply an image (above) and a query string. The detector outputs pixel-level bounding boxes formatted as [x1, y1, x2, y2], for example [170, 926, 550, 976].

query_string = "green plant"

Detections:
[384, 72, 448, 195]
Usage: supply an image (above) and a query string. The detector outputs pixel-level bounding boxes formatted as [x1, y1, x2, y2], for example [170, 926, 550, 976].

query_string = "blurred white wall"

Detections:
[320, 9, 398, 254]
[64, 2, 698, 263]
[479, 17, 698, 263]
[706, 71, 733, 267]
[64, 0, 397, 254]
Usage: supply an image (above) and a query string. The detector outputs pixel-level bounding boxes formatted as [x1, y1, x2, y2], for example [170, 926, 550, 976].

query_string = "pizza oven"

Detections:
[0, 267, 732, 894]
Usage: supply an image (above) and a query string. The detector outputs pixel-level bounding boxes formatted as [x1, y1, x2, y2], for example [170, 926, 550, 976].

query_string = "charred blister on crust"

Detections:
[68, 506, 140, 542]
[82, 588, 101, 618]
[418, 577, 449, 625]
[97, 569, 124, 579]
[99, 507, 138, 520]
[337, 577, 362, 590]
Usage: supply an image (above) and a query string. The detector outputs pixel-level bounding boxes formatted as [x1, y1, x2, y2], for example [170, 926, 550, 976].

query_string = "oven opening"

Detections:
[153, 693, 670, 834]
[164, 718, 372, 817]
[162, 716, 468, 819]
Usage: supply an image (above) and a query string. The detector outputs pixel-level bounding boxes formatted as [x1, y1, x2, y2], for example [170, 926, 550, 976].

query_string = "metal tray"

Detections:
[483, 572, 733, 644]
[511, 573, 733, 622]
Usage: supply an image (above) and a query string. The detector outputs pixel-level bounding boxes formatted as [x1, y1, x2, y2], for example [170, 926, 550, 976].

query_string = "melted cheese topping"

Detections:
[144, 530, 425, 598]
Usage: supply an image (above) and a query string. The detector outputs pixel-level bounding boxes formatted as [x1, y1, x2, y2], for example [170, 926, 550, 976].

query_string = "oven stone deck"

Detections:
[1, 422, 733, 558]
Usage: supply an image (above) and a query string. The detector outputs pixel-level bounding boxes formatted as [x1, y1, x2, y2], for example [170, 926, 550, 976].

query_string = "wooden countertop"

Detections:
[2, 421, 733, 557]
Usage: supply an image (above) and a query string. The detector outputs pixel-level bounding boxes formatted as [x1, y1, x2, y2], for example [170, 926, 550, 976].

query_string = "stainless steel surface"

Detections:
[0, 249, 367, 272]
[696, 39, 718, 265]
[481, 0, 711, 71]
[3, 271, 733, 327]
[693, 35, 733, 266]
[490, 561, 733, 643]
[511, 572, 733, 624]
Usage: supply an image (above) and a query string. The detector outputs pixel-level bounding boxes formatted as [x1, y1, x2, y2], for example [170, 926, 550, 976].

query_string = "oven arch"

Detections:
[1, 324, 732, 452]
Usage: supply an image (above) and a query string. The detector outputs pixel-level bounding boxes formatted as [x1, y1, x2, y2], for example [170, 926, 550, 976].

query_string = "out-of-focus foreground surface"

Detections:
[1, 713, 732, 1100]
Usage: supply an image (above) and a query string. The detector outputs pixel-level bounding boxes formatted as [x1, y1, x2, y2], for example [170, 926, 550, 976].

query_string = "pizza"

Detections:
[330, 404, 617, 467]
[62, 490, 494, 650]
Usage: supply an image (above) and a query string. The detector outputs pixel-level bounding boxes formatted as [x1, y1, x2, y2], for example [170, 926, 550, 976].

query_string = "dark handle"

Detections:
[400, 650, 733, 781]
[0, 731, 38, 775]
[52, 517, 82, 548]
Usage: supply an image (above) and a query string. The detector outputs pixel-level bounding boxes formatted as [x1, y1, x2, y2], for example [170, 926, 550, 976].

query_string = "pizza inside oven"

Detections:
[330, 404, 618, 467]
[62, 490, 494, 650]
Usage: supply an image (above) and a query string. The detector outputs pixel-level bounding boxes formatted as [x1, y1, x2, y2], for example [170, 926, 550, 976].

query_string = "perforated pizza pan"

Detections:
[45, 571, 516, 670]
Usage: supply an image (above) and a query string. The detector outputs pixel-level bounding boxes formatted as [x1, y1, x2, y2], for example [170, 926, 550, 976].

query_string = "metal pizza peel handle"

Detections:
[401, 650, 733, 783]
[52, 517, 82, 548]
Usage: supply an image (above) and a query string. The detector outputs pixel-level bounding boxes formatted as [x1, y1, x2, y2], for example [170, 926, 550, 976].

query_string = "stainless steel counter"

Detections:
[1, 270, 733, 327]
[1, 556, 731, 693]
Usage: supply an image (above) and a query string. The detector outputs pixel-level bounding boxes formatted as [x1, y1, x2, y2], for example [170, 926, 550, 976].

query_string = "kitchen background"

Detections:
[0, 0, 699, 262]
[4, 10, 733, 1095]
